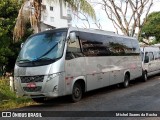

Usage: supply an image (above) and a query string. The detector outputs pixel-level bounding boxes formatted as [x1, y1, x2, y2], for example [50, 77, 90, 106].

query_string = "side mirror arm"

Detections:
[21, 43, 24, 48]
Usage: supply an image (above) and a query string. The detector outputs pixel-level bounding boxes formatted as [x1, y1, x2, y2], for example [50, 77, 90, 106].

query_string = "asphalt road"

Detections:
[2, 74, 160, 120]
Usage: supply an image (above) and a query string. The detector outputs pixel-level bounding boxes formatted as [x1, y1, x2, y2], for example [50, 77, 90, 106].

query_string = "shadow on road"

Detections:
[12, 74, 160, 110]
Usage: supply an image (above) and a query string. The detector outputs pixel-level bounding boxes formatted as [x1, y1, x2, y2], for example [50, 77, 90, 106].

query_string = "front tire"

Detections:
[121, 74, 130, 88]
[142, 71, 147, 82]
[71, 83, 82, 102]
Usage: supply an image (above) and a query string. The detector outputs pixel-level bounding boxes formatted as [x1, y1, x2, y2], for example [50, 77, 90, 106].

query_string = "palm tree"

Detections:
[13, 0, 96, 42]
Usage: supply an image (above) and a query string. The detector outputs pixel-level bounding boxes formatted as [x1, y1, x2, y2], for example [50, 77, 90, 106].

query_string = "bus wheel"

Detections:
[32, 97, 47, 103]
[142, 71, 147, 82]
[71, 83, 82, 102]
[122, 74, 130, 88]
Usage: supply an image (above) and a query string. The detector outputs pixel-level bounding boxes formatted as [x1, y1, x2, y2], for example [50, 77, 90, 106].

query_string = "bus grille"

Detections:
[20, 75, 44, 83]
[23, 86, 42, 92]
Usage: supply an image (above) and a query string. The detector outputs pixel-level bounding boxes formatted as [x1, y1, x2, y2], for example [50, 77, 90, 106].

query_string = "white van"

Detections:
[141, 46, 160, 81]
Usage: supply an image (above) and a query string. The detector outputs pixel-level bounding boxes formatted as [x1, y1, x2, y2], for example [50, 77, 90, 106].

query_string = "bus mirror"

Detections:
[144, 56, 149, 63]
[69, 32, 76, 43]
[21, 43, 24, 48]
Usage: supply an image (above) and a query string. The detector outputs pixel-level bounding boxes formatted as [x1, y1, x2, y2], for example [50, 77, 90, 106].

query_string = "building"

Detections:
[40, 0, 72, 31]
[29, 0, 72, 31]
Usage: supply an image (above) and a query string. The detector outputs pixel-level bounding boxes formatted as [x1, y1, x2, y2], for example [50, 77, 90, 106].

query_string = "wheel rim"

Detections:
[74, 87, 81, 98]
[145, 73, 147, 81]
[126, 80, 128, 86]
[125, 79, 129, 86]
[124, 75, 129, 87]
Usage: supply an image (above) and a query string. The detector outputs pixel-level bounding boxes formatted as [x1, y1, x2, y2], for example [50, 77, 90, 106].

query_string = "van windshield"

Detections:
[17, 31, 67, 64]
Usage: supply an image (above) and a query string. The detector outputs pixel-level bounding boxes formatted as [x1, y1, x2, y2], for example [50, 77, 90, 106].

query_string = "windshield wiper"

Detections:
[18, 59, 31, 63]
[32, 43, 58, 62]
[32, 57, 60, 63]
[33, 57, 53, 62]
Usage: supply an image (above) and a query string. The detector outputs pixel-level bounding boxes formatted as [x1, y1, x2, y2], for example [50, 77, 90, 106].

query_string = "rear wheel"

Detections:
[71, 83, 82, 102]
[142, 71, 147, 82]
[121, 74, 130, 88]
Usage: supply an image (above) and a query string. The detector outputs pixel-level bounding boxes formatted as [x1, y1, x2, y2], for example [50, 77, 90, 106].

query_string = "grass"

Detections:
[0, 78, 36, 111]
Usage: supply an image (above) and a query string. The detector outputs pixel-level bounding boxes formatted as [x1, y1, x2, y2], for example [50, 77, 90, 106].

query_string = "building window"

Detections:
[50, 17, 54, 22]
[50, 6, 54, 11]
[43, 15, 47, 21]
[41, 4, 46, 10]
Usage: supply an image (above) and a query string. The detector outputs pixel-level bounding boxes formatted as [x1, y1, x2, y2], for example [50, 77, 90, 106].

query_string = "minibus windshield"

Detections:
[17, 31, 66, 64]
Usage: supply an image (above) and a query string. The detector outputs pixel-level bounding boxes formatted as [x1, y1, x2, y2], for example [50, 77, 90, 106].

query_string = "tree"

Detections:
[99, 0, 153, 38]
[141, 11, 160, 42]
[14, 0, 96, 41]
[0, 0, 32, 74]
[72, 11, 102, 29]
[0, 0, 20, 74]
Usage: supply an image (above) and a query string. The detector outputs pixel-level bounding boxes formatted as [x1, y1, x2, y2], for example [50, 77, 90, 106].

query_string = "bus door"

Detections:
[65, 32, 85, 94]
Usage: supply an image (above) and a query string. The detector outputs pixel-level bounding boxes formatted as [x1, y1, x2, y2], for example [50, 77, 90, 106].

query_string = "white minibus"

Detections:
[14, 27, 142, 103]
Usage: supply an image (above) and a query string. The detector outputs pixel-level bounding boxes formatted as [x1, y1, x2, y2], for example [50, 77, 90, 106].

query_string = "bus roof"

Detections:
[68, 27, 137, 40]
[141, 46, 160, 52]
[32, 27, 137, 41]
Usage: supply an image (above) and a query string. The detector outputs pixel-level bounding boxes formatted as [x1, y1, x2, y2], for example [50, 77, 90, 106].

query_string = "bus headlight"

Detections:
[47, 73, 61, 82]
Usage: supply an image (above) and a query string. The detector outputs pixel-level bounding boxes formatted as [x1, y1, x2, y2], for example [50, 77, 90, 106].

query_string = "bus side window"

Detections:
[131, 40, 140, 54]
[144, 52, 149, 63]
[112, 37, 125, 55]
[66, 34, 82, 60]
[79, 32, 98, 56]
[79, 32, 115, 56]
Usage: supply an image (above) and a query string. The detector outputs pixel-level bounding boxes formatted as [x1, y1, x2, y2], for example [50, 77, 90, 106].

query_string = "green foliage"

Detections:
[0, 0, 19, 19]
[65, 0, 96, 20]
[0, 78, 34, 111]
[0, 0, 20, 72]
[141, 12, 160, 42]
[0, 0, 33, 74]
